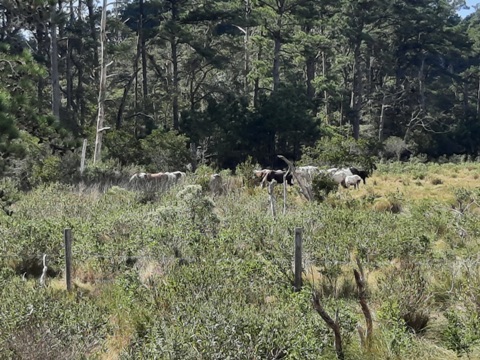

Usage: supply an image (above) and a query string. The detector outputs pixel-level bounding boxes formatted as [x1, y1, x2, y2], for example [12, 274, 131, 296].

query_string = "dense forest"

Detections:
[2, 0, 480, 184]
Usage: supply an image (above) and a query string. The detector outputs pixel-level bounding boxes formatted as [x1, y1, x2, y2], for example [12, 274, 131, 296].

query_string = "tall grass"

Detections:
[1, 162, 480, 359]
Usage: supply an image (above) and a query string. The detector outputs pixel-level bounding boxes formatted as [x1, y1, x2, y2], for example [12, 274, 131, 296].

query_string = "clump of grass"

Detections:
[413, 172, 426, 180]
[373, 194, 403, 213]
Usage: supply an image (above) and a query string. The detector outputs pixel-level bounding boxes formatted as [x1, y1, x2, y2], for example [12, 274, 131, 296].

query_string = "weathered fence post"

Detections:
[294, 227, 303, 292]
[268, 181, 276, 218]
[64, 228, 72, 292]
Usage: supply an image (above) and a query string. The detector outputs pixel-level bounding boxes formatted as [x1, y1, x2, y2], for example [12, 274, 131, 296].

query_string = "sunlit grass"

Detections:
[3, 161, 480, 359]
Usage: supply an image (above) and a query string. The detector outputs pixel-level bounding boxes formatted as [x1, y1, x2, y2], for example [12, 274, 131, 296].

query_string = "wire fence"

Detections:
[3, 227, 480, 292]
[2, 251, 480, 266]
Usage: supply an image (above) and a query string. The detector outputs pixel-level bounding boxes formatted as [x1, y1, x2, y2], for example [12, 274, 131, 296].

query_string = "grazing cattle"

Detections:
[349, 167, 369, 185]
[171, 171, 186, 183]
[209, 173, 224, 196]
[296, 166, 321, 175]
[261, 170, 294, 187]
[253, 169, 293, 187]
[345, 174, 362, 189]
[129, 171, 186, 189]
[295, 166, 323, 184]
[330, 168, 353, 188]
[254, 169, 267, 180]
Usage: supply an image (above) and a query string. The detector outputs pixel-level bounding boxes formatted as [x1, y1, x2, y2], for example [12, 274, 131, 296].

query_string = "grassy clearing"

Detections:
[1, 161, 480, 359]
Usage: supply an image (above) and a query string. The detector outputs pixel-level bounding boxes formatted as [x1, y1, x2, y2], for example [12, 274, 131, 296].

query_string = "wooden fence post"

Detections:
[294, 227, 303, 292]
[64, 228, 72, 292]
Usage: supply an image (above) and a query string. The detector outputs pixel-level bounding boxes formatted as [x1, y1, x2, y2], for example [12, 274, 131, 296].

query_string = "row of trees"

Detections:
[1, 0, 480, 175]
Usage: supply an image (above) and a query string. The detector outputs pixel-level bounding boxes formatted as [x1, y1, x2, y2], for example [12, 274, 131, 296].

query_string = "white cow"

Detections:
[344, 174, 362, 189]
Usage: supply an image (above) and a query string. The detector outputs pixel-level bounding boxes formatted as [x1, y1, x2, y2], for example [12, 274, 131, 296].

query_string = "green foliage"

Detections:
[311, 173, 338, 202]
[191, 164, 218, 191]
[81, 159, 130, 186]
[377, 263, 432, 334]
[301, 133, 378, 171]
[0, 274, 107, 358]
[443, 310, 480, 357]
[236, 156, 260, 188]
[139, 129, 191, 171]
[3, 163, 480, 358]
[104, 130, 143, 166]
[376, 300, 413, 356]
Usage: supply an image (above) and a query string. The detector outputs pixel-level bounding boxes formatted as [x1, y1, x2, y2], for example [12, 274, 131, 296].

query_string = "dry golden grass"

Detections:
[342, 167, 480, 204]
[97, 316, 134, 360]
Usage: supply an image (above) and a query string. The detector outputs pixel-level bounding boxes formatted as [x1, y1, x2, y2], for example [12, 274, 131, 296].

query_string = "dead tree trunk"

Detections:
[50, 3, 60, 120]
[278, 155, 312, 201]
[354, 259, 373, 349]
[313, 292, 344, 360]
[94, 0, 108, 164]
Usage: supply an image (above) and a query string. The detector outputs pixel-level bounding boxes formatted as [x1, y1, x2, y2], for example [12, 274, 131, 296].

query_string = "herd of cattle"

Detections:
[253, 166, 371, 190]
[128, 165, 374, 195]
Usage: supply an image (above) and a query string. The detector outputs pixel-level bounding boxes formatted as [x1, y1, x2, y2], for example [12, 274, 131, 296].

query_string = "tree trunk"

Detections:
[50, 2, 60, 120]
[139, 0, 148, 100]
[253, 30, 264, 109]
[476, 74, 480, 116]
[306, 55, 315, 101]
[418, 53, 426, 112]
[305, 24, 315, 102]
[66, 0, 75, 120]
[86, 0, 99, 82]
[351, 42, 362, 140]
[379, 94, 387, 142]
[116, 68, 140, 129]
[94, 0, 107, 164]
[322, 51, 329, 123]
[76, 64, 85, 127]
[272, 30, 281, 92]
[36, 24, 47, 114]
[171, 0, 180, 130]
[244, 26, 250, 98]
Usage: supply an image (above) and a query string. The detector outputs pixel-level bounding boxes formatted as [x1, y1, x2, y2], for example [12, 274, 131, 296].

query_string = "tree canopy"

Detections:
[2, 0, 480, 178]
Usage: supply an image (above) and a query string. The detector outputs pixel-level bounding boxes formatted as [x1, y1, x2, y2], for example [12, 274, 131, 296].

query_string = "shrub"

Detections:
[236, 156, 259, 188]
[82, 159, 130, 188]
[139, 129, 191, 171]
[301, 133, 378, 172]
[373, 193, 403, 214]
[311, 173, 338, 202]
[377, 262, 432, 334]
[192, 164, 218, 192]
[443, 310, 480, 357]
[383, 136, 408, 161]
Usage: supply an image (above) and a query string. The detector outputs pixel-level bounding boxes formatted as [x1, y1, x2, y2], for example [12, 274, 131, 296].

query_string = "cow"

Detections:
[345, 174, 362, 189]
[129, 171, 186, 190]
[254, 169, 294, 188]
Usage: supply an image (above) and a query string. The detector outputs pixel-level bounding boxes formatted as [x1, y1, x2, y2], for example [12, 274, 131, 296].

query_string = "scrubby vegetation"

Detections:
[2, 161, 480, 359]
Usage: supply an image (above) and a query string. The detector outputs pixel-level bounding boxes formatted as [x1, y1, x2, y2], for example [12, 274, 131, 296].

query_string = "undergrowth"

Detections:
[1, 162, 480, 359]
